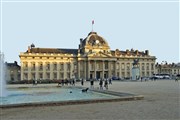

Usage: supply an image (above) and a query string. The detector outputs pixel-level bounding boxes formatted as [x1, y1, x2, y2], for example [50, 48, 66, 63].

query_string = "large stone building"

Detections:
[19, 31, 156, 81]
[5, 61, 21, 82]
[155, 62, 180, 77]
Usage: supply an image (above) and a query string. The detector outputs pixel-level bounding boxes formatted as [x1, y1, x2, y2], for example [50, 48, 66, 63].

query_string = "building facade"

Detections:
[5, 61, 21, 82]
[155, 62, 180, 77]
[19, 31, 156, 81]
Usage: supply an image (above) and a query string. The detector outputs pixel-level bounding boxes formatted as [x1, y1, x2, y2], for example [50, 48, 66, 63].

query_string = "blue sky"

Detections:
[0, 0, 179, 64]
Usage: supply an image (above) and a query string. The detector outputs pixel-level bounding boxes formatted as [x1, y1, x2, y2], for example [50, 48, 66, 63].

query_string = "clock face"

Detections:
[95, 40, 99, 44]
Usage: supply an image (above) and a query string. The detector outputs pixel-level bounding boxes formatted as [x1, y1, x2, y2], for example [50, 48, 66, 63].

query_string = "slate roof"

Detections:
[27, 48, 78, 55]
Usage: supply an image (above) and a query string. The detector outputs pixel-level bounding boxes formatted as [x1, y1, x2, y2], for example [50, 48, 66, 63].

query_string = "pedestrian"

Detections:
[81, 79, 84, 86]
[72, 79, 75, 86]
[90, 79, 94, 89]
[99, 79, 103, 90]
[62, 80, 64, 86]
[175, 77, 178, 82]
[104, 80, 108, 90]
[109, 78, 112, 85]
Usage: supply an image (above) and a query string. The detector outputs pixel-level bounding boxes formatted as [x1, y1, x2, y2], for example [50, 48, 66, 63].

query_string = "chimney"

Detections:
[28, 46, 31, 53]
[80, 38, 83, 44]
[145, 50, 149, 55]
[135, 50, 139, 55]
[14, 61, 17, 65]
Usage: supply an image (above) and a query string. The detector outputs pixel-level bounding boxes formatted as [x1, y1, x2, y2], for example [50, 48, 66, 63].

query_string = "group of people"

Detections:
[58, 79, 76, 86]
[88, 78, 112, 90]
[57, 78, 113, 90]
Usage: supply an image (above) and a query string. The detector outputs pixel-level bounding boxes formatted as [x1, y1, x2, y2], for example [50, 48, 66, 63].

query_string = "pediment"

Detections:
[87, 51, 112, 57]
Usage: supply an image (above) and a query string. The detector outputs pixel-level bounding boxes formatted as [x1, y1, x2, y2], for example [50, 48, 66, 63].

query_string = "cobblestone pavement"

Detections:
[1, 80, 180, 120]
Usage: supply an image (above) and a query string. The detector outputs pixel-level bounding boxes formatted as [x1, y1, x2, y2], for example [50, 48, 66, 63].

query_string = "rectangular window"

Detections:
[117, 63, 119, 70]
[53, 73, 57, 80]
[39, 63, 43, 71]
[60, 73, 64, 79]
[122, 63, 125, 70]
[151, 63, 154, 70]
[39, 73, 43, 79]
[60, 64, 64, 71]
[46, 63, 50, 71]
[127, 63, 130, 70]
[53, 63, 57, 70]
[105, 62, 108, 69]
[46, 73, 50, 79]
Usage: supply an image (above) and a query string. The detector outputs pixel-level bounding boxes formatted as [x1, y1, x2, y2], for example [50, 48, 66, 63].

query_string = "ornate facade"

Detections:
[155, 62, 180, 77]
[19, 31, 156, 81]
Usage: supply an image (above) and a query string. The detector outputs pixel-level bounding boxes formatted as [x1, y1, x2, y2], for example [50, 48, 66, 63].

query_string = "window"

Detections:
[60, 64, 64, 71]
[46, 63, 50, 70]
[151, 63, 154, 70]
[105, 62, 108, 69]
[122, 63, 125, 70]
[46, 73, 50, 79]
[39, 63, 43, 70]
[117, 63, 119, 70]
[53, 73, 57, 79]
[146, 63, 149, 70]
[60, 73, 64, 79]
[53, 63, 57, 70]
[39, 73, 43, 79]
[127, 63, 130, 70]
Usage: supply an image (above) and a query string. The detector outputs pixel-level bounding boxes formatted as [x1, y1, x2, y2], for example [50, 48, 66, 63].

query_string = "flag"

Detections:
[92, 20, 94, 25]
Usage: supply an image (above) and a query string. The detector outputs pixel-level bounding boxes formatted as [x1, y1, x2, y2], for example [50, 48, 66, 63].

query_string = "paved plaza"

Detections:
[1, 80, 180, 120]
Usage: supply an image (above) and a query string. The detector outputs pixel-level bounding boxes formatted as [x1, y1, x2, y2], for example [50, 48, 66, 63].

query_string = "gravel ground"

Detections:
[1, 80, 179, 120]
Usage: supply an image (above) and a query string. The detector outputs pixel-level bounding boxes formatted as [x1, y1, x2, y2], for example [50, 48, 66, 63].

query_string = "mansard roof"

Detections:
[26, 48, 78, 55]
[5, 61, 20, 68]
[111, 50, 149, 56]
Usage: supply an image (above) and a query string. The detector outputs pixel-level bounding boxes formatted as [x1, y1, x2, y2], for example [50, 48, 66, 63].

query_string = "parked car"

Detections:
[112, 77, 121, 80]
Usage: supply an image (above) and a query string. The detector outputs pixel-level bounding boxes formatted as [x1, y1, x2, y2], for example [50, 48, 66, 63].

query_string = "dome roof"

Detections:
[84, 32, 109, 47]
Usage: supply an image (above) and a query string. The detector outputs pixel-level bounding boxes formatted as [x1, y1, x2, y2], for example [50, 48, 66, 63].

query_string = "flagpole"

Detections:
[92, 23, 93, 32]
[92, 20, 94, 32]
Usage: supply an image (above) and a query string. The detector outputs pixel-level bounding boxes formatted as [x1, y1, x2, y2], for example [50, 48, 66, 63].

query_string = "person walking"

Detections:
[175, 77, 179, 82]
[99, 79, 103, 90]
[104, 80, 108, 90]
[81, 79, 84, 86]
[90, 79, 94, 89]
[109, 78, 112, 85]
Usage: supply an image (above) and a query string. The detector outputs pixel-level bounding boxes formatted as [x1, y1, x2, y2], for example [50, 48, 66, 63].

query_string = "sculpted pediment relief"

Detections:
[87, 51, 112, 57]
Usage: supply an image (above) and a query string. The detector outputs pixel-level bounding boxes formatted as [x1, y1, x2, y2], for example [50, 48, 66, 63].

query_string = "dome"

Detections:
[85, 32, 109, 47]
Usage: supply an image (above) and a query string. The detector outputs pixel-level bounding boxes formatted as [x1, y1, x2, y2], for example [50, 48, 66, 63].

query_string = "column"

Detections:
[144, 62, 147, 77]
[139, 62, 142, 78]
[70, 62, 73, 79]
[20, 62, 24, 80]
[84, 60, 86, 79]
[119, 61, 121, 78]
[27, 62, 31, 80]
[43, 62, 46, 80]
[50, 62, 53, 80]
[88, 61, 90, 79]
[94, 60, 96, 79]
[78, 61, 80, 79]
[35, 62, 39, 80]
[108, 61, 111, 78]
[114, 61, 117, 77]
[57, 62, 60, 79]
[102, 60, 104, 79]
[64, 63, 67, 79]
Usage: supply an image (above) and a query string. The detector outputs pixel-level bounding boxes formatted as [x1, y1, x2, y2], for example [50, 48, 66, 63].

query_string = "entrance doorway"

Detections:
[96, 71, 100, 79]
[90, 74, 93, 79]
